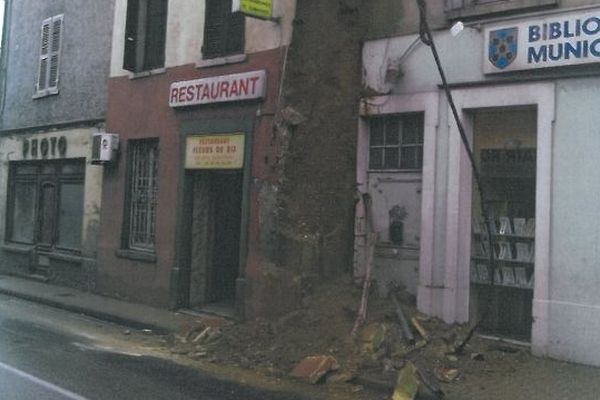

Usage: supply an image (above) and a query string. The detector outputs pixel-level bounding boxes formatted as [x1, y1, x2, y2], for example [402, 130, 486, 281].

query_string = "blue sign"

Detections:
[488, 28, 518, 69]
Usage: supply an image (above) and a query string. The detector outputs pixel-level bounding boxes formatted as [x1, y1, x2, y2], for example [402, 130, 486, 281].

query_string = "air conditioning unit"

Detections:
[91, 133, 119, 164]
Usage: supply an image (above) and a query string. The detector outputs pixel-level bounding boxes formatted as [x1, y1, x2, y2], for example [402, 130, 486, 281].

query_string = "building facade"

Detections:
[0, 0, 114, 289]
[97, 0, 297, 317]
[359, 0, 600, 366]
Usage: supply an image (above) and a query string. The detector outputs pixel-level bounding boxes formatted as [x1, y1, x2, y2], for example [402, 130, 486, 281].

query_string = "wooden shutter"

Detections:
[202, 0, 227, 59]
[123, 0, 140, 71]
[143, 0, 167, 70]
[48, 15, 63, 92]
[226, 11, 245, 55]
[36, 18, 51, 93]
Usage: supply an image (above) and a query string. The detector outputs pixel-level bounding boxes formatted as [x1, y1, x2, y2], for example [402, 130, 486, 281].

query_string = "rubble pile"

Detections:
[170, 277, 527, 399]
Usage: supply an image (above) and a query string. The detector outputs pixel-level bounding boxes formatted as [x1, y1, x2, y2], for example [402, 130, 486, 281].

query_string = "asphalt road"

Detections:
[0, 295, 312, 400]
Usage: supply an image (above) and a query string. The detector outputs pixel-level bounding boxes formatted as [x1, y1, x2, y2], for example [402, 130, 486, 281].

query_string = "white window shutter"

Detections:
[48, 15, 63, 93]
[36, 18, 52, 93]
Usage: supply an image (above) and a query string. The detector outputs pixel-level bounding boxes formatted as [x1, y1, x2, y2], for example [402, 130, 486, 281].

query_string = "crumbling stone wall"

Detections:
[256, 0, 446, 314]
[271, 0, 371, 278]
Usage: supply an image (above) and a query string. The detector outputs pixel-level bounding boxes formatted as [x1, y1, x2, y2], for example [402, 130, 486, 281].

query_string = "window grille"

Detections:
[368, 114, 424, 171]
[127, 140, 159, 251]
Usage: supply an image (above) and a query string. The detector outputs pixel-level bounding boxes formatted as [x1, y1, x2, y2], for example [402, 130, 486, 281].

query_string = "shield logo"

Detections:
[488, 28, 518, 69]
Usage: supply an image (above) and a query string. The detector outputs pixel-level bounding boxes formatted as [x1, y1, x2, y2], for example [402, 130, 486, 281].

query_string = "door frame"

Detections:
[171, 118, 254, 316]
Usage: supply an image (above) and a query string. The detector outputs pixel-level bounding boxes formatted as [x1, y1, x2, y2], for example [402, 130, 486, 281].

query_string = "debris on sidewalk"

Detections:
[291, 355, 340, 384]
[392, 362, 420, 400]
[162, 276, 531, 399]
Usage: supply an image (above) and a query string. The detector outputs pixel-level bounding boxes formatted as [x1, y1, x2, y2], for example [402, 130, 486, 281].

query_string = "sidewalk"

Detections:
[0, 274, 222, 334]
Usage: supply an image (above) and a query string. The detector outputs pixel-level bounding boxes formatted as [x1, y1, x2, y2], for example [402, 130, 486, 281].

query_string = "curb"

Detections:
[0, 286, 173, 335]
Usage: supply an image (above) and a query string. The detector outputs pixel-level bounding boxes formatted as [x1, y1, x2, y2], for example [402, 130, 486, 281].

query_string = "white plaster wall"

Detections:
[111, 0, 296, 77]
[541, 78, 600, 366]
[362, 2, 600, 367]
[0, 128, 104, 258]
[245, 0, 295, 53]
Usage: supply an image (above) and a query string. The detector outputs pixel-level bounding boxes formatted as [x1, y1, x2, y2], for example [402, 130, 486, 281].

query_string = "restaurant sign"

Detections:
[169, 70, 266, 108]
[185, 134, 245, 169]
[484, 8, 600, 73]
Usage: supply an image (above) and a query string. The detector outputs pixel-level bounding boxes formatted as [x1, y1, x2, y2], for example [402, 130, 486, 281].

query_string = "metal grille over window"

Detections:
[368, 113, 424, 170]
[128, 140, 159, 251]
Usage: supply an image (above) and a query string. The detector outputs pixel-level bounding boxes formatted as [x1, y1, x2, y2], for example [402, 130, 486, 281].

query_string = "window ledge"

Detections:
[116, 249, 157, 263]
[32, 88, 59, 99]
[44, 251, 85, 264]
[128, 67, 166, 80]
[196, 54, 247, 69]
[1, 243, 33, 254]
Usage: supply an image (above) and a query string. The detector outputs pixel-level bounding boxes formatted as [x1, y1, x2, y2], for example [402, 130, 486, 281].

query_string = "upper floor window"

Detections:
[368, 113, 424, 171]
[445, 0, 558, 19]
[202, 0, 245, 59]
[123, 0, 168, 72]
[35, 15, 63, 97]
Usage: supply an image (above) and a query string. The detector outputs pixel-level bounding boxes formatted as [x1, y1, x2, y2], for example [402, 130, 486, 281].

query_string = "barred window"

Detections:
[368, 113, 424, 170]
[126, 139, 159, 252]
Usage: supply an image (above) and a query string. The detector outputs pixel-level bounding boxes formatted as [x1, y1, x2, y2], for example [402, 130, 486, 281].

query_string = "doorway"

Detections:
[188, 170, 243, 310]
[470, 107, 537, 341]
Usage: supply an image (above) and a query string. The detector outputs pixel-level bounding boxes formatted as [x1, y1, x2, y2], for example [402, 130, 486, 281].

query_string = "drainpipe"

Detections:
[0, 0, 12, 129]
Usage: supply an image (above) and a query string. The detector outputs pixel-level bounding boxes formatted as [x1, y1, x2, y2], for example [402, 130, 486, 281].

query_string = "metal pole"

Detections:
[415, 0, 496, 351]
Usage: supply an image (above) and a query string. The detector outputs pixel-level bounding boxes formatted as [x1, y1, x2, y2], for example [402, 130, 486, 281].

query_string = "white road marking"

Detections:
[0, 360, 89, 400]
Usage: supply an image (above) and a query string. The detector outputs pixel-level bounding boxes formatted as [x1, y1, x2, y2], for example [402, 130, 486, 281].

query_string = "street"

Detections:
[0, 294, 312, 400]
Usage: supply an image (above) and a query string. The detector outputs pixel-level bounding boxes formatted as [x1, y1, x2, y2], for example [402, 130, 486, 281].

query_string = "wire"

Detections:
[416, 0, 496, 351]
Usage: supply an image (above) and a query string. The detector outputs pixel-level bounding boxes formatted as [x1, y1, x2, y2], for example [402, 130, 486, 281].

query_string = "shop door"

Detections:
[189, 171, 243, 309]
[470, 108, 537, 342]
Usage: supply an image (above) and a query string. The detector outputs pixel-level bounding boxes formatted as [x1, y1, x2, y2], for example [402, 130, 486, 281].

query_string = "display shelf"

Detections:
[472, 256, 533, 266]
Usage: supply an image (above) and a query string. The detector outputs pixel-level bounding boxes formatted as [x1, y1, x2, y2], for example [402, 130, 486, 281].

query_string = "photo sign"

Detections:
[484, 8, 600, 73]
[185, 134, 245, 169]
[232, 0, 272, 20]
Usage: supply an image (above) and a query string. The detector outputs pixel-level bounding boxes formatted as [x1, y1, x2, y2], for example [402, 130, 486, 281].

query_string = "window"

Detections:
[368, 114, 424, 170]
[6, 160, 85, 251]
[202, 0, 245, 59]
[124, 139, 159, 252]
[35, 14, 63, 97]
[123, 0, 168, 72]
[445, 0, 558, 18]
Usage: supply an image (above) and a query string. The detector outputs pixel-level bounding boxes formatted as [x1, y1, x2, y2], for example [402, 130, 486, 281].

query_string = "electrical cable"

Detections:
[415, 0, 496, 352]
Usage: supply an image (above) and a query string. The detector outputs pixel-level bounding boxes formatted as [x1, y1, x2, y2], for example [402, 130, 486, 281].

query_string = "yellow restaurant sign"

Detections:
[232, 0, 272, 20]
[185, 134, 245, 169]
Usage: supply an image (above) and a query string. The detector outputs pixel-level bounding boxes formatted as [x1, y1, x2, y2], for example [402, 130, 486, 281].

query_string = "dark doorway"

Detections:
[189, 170, 243, 310]
[209, 171, 243, 303]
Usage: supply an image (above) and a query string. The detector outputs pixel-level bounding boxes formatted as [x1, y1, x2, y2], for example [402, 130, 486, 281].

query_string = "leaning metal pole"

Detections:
[415, 0, 496, 351]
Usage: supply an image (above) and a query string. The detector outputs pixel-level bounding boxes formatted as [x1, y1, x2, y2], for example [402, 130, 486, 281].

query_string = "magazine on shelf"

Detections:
[499, 216, 512, 235]
[497, 241, 512, 260]
[513, 218, 526, 236]
[477, 264, 489, 283]
[514, 267, 528, 287]
[501, 266, 516, 286]
[515, 242, 531, 262]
